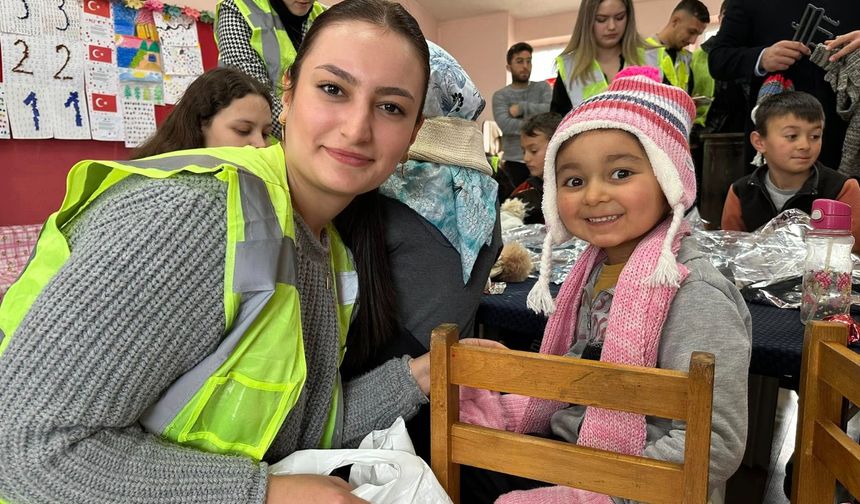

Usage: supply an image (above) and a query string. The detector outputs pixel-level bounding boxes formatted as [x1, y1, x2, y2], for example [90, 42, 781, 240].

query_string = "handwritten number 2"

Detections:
[12, 40, 34, 75]
[54, 45, 73, 80]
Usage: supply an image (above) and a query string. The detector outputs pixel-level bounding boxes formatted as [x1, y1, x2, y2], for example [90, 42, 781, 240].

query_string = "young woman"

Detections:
[133, 66, 273, 158]
[0, 2, 475, 502]
[551, 0, 660, 116]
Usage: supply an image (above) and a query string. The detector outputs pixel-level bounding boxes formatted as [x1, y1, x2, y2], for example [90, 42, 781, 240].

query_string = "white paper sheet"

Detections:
[153, 11, 199, 47]
[0, 85, 11, 140]
[46, 36, 86, 85]
[162, 74, 196, 105]
[1, 34, 48, 84]
[162, 45, 203, 76]
[42, 0, 82, 39]
[88, 91, 123, 141]
[121, 99, 156, 148]
[6, 83, 53, 139]
[51, 85, 91, 139]
[0, 0, 43, 36]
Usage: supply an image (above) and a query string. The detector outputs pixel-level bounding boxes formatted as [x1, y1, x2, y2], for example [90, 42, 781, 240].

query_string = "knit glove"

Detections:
[495, 486, 615, 504]
[459, 386, 509, 430]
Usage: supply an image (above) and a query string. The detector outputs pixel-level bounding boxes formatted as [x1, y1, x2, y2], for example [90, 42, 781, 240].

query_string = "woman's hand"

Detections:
[266, 475, 369, 504]
[409, 338, 508, 396]
[826, 31, 860, 62]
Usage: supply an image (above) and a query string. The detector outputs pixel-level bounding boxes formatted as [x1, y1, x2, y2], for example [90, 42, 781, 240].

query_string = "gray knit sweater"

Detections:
[0, 174, 428, 503]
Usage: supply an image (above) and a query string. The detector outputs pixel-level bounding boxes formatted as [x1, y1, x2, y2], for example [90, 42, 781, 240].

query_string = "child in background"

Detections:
[460, 67, 751, 504]
[720, 89, 860, 250]
[506, 112, 563, 225]
[132, 67, 273, 158]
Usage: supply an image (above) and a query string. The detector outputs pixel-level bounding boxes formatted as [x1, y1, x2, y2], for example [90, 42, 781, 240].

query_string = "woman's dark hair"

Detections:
[132, 67, 272, 158]
[291, 0, 430, 373]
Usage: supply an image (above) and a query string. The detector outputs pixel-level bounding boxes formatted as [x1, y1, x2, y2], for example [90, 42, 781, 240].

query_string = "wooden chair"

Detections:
[792, 321, 860, 503]
[430, 323, 716, 504]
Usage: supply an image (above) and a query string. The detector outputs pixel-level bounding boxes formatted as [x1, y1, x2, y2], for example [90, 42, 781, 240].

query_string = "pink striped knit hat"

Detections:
[527, 66, 698, 315]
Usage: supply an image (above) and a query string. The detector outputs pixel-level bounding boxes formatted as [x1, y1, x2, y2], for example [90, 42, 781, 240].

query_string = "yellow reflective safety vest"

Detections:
[555, 46, 662, 110]
[645, 37, 715, 126]
[216, 0, 326, 89]
[0, 145, 356, 464]
[690, 48, 715, 127]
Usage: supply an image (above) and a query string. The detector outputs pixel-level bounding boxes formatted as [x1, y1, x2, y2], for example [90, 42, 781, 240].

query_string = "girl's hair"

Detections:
[561, 0, 646, 84]
[132, 67, 272, 158]
[753, 91, 825, 136]
[288, 0, 430, 372]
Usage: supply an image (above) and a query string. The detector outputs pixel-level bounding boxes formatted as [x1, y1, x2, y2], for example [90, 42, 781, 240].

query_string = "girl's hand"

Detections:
[266, 475, 369, 504]
[410, 338, 508, 396]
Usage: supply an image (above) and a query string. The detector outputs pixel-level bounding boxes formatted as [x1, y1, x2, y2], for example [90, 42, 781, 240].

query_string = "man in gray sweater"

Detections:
[492, 42, 552, 200]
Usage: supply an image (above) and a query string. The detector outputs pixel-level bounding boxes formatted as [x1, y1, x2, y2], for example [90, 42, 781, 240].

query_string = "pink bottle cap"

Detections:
[810, 199, 852, 231]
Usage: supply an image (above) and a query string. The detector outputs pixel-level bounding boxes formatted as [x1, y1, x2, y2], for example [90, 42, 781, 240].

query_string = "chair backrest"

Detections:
[792, 321, 860, 503]
[429, 324, 716, 504]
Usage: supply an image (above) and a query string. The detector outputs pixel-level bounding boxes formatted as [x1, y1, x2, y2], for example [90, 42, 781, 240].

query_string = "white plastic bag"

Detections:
[269, 417, 452, 504]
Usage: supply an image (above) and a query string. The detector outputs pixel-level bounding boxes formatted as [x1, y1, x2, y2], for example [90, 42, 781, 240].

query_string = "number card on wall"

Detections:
[43, 0, 83, 39]
[1, 0, 43, 36]
[6, 84, 53, 139]
[1, 34, 49, 84]
[51, 86, 91, 139]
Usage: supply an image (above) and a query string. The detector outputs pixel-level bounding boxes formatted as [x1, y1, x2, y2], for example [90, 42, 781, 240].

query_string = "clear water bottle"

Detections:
[800, 199, 855, 324]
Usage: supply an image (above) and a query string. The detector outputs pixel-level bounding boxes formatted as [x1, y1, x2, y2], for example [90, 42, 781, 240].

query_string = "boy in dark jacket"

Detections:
[721, 90, 860, 250]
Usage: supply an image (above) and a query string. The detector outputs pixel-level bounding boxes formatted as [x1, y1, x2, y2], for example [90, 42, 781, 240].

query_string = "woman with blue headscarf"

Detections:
[338, 41, 502, 458]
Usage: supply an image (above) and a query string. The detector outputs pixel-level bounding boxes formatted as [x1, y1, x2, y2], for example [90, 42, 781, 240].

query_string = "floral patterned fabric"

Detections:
[0, 224, 41, 301]
[380, 41, 497, 283]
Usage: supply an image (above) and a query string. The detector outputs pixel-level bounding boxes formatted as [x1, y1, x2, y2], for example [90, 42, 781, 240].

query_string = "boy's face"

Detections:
[521, 132, 550, 178]
[555, 129, 668, 265]
[751, 114, 822, 177]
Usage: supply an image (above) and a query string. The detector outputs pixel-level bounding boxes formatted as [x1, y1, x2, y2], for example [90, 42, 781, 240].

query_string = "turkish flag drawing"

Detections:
[83, 0, 111, 18]
[91, 93, 118, 113]
[88, 45, 112, 64]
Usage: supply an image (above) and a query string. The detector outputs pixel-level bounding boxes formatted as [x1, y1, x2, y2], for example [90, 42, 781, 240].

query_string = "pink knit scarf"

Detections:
[461, 217, 690, 504]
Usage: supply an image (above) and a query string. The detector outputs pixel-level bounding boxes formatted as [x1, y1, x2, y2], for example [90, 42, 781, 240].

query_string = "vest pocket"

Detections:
[180, 371, 297, 458]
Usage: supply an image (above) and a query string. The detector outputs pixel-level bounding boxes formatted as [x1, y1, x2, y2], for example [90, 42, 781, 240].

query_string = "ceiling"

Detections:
[417, 0, 671, 21]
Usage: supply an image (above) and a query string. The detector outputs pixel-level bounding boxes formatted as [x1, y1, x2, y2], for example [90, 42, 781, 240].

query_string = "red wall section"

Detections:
[0, 21, 218, 226]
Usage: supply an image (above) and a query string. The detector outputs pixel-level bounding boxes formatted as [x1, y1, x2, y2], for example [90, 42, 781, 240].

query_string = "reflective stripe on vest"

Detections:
[555, 46, 663, 110]
[217, 0, 325, 89]
[0, 145, 354, 464]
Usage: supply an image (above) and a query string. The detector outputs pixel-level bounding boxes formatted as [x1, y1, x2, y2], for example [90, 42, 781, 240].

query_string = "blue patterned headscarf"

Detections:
[380, 41, 498, 284]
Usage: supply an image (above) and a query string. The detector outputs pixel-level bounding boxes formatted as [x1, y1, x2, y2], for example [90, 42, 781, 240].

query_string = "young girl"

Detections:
[133, 66, 273, 158]
[0, 1, 449, 502]
[461, 67, 751, 503]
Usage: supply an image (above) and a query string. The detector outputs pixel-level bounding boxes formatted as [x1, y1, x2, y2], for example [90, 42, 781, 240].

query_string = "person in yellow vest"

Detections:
[0, 2, 503, 503]
[550, 0, 662, 116]
[216, 0, 325, 139]
[645, 0, 715, 127]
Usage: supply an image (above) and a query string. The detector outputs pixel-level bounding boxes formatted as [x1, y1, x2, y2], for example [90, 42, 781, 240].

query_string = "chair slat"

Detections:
[812, 421, 860, 500]
[451, 423, 684, 504]
[450, 344, 690, 419]
[818, 341, 860, 407]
